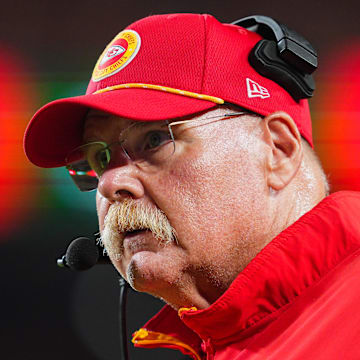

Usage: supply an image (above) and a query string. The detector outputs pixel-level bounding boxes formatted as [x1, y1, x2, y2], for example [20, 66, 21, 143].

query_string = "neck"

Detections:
[270, 177, 326, 242]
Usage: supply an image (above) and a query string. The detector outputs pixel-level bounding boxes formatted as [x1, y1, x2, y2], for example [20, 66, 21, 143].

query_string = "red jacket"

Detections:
[132, 191, 360, 359]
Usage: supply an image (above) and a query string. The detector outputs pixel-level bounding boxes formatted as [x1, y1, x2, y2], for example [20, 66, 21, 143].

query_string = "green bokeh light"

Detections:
[40, 167, 96, 212]
[36, 76, 97, 212]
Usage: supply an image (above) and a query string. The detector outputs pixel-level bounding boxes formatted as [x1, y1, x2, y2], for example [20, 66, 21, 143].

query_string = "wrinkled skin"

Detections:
[85, 106, 324, 310]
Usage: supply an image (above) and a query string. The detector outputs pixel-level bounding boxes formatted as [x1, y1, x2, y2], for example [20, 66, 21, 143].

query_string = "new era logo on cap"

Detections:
[246, 78, 270, 99]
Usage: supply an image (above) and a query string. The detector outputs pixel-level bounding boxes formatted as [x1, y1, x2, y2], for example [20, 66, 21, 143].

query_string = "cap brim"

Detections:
[24, 88, 217, 168]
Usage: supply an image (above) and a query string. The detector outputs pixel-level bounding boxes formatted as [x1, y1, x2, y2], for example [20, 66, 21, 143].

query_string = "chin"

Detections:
[125, 251, 176, 294]
[125, 251, 167, 293]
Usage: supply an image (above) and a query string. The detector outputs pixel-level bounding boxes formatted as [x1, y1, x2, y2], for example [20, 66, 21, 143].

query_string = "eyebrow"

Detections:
[82, 126, 107, 144]
[120, 121, 168, 133]
[84, 120, 170, 144]
[86, 114, 108, 119]
[85, 108, 109, 118]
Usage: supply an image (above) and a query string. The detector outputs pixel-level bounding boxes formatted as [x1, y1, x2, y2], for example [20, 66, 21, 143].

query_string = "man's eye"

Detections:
[96, 148, 111, 168]
[143, 131, 171, 150]
[86, 146, 110, 176]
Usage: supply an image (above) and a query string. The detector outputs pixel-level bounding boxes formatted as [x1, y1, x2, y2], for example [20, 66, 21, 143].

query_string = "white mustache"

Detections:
[100, 199, 177, 259]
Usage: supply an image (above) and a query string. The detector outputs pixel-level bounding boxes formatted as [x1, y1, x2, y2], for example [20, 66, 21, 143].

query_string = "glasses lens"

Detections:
[65, 141, 110, 192]
[120, 121, 175, 166]
[65, 122, 176, 192]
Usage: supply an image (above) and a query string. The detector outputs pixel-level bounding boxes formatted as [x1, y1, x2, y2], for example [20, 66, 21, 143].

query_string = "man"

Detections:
[24, 13, 360, 359]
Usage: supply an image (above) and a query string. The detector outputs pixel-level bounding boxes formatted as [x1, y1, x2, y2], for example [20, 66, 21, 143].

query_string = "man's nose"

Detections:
[97, 163, 145, 203]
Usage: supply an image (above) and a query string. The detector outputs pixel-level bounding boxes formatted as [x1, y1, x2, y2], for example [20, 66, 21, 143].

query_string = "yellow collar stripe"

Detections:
[93, 83, 225, 105]
[132, 328, 201, 360]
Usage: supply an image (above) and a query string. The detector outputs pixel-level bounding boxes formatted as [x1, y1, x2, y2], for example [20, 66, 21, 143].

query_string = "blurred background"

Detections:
[1, 0, 359, 359]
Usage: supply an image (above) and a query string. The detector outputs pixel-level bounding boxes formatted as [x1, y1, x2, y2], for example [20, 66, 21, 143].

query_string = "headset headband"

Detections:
[232, 15, 318, 100]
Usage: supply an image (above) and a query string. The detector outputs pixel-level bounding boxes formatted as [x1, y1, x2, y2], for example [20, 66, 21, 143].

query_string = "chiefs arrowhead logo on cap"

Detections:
[92, 30, 141, 82]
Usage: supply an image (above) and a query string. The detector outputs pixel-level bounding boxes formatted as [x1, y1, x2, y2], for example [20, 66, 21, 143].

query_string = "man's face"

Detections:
[86, 107, 271, 309]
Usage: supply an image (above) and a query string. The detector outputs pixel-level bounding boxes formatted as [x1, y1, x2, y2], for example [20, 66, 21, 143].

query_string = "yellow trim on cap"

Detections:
[132, 328, 201, 360]
[93, 83, 225, 104]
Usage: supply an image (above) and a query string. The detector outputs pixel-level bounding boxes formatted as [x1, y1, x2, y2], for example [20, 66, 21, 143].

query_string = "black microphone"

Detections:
[57, 236, 110, 271]
[57, 236, 129, 360]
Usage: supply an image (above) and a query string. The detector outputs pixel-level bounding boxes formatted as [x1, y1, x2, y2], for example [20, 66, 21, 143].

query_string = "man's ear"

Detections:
[263, 111, 303, 191]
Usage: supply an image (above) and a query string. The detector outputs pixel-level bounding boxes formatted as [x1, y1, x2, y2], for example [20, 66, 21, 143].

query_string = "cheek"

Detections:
[155, 137, 265, 245]
[96, 191, 108, 231]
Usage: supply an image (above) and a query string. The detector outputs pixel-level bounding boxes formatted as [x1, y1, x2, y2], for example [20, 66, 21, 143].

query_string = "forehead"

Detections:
[82, 105, 254, 141]
[83, 109, 132, 140]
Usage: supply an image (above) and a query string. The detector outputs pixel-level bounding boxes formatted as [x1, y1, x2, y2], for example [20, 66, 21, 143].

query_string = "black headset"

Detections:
[231, 15, 317, 101]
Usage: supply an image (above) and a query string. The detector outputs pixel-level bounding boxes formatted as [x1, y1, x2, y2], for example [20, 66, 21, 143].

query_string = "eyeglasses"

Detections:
[65, 111, 252, 191]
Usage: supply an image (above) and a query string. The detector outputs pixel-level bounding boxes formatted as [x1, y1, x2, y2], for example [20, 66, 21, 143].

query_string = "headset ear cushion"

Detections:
[249, 40, 315, 101]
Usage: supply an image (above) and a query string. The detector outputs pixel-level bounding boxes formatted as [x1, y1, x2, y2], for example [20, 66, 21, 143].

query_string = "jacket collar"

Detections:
[133, 191, 360, 350]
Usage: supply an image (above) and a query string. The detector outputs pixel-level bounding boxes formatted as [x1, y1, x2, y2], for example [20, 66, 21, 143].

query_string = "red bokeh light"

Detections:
[0, 47, 37, 237]
[313, 41, 360, 191]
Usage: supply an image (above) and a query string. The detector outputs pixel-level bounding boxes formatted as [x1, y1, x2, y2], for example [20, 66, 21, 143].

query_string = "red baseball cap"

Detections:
[24, 13, 312, 168]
